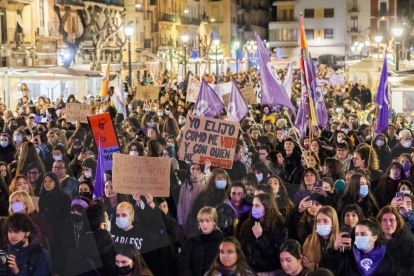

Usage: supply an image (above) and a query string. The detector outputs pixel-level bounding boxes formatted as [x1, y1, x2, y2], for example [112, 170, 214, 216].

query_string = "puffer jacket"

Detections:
[177, 173, 206, 237]
[240, 222, 288, 273]
[178, 230, 224, 276]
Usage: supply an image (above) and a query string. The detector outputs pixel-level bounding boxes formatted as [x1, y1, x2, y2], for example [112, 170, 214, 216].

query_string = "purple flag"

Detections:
[94, 137, 105, 199]
[376, 53, 389, 134]
[227, 81, 248, 122]
[193, 79, 225, 117]
[254, 32, 296, 115]
[307, 53, 328, 128]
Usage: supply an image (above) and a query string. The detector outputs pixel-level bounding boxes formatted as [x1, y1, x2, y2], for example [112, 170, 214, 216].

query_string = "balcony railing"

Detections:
[349, 27, 359, 32]
[201, 14, 209, 22]
[274, 16, 296, 22]
[57, 0, 124, 6]
[375, 10, 391, 17]
[180, 16, 201, 25]
[7, 28, 32, 44]
[348, 5, 360, 12]
[159, 13, 176, 23]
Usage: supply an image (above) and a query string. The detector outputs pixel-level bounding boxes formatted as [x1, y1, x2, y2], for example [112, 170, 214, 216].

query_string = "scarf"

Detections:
[215, 264, 238, 276]
[353, 243, 386, 276]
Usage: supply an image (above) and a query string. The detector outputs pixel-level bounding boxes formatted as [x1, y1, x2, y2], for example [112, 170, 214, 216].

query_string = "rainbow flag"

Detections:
[111, 81, 127, 118]
[99, 58, 110, 97]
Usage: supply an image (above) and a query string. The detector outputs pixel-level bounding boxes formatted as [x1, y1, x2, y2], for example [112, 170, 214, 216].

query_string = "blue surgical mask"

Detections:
[147, 122, 154, 127]
[116, 217, 130, 229]
[53, 155, 62, 161]
[244, 147, 249, 154]
[252, 207, 264, 219]
[342, 129, 349, 135]
[13, 135, 22, 142]
[170, 143, 175, 148]
[0, 141, 8, 148]
[256, 173, 263, 182]
[157, 112, 163, 116]
[11, 202, 25, 213]
[216, 180, 227, 189]
[402, 162, 411, 172]
[316, 225, 332, 236]
[165, 110, 170, 115]
[354, 236, 372, 251]
[128, 105, 133, 110]
[359, 185, 369, 198]
[404, 140, 412, 148]
[179, 119, 185, 125]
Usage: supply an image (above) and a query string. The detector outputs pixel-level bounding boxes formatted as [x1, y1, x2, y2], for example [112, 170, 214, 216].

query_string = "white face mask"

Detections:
[129, 151, 139, 156]
[84, 171, 92, 179]
[53, 155, 62, 161]
[375, 140, 385, 147]
[404, 140, 412, 148]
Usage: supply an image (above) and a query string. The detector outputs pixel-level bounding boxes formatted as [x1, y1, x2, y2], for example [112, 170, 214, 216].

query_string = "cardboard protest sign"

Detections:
[135, 85, 159, 100]
[223, 86, 257, 106]
[66, 103, 92, 123]
[112, 153, 171, 197]
[179, 115, 239, 169]
[186, 75, 201, 103]
[329, 75, 345, 86]
[88, 113, 121, 171]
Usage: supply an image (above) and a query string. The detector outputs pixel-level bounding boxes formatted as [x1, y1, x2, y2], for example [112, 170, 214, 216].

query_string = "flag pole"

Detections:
[286, 113, 304, 154]
[367, 103, 378, 171]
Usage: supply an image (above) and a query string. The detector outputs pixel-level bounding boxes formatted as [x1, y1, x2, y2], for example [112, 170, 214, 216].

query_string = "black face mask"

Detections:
[72, 147, 82, 154]
[352, 123, 358, 130]
[116, 265, 133, 276]
[10, 125, 17, 131]
[11, 235, 28, 251]
[80, 191, 92, 199]
[71, 213, 83, 223]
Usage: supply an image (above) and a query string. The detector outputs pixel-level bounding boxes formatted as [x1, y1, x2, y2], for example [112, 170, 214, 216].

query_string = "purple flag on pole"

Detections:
[376, 53, 389, 134]
[227, 81, 248, 122]
[94, 137, 105, 199]
[193, 79, 225, 117]
[307, 53, 328, 128]
[254, 32, 296, 115]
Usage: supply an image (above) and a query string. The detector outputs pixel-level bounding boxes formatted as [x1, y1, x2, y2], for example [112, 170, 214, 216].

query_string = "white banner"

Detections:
[329, 75, 345, 85]
[186, 75, 201, 103]
[209, 82, 232, 103]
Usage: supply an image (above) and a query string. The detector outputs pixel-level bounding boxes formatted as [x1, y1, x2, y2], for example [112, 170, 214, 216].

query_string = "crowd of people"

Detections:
[0, 68, 412, 276]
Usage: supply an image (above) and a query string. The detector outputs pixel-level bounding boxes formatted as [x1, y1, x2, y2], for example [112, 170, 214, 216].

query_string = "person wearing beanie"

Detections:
[51, 197, 89, 275]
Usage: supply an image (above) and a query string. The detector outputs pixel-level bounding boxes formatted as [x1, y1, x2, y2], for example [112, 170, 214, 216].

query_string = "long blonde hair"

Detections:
[303, 206, 339, 268]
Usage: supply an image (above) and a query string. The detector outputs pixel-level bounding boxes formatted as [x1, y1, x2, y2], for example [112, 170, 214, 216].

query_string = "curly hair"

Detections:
[354, 145, 379, 170]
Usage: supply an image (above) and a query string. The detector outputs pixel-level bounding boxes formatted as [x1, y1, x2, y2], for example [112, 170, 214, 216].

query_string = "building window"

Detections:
[212, 27, 219, 39]
[324, 9, 334, 18]
[324, 28, 334, 39]
[304, 9, 314, 18]
[269, 28, 297, 41]
[379, 20, 388, 31]
[305, 29, 314, 39]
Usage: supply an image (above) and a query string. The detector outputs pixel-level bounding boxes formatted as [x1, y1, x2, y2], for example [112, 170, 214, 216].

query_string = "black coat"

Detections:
[39, 190, 71, 226]
[66, 230, 116, 276]
[390, 143, 414, 160]
[385, 226, 414, 273]
[319, 246, 404, 276]
[0, 144, 15, 164]
[241, 223, 288, 273]
[178, 230, 224, 276]
[51, 218, 88, 275]
[337, 195, 379, 219]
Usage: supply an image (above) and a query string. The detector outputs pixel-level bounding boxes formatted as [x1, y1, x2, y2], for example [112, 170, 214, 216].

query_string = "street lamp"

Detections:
[213, 39, 220, 83]
[233, 41, 240, 73]
[181, 35, 189, 77]
[374, 36, 383, 43]
[124, 24, 134, 88]
[393, 27, 404, 71]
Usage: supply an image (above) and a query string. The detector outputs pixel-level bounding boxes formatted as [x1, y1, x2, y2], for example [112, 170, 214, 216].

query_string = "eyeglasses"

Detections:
[52, 166, 65, 170]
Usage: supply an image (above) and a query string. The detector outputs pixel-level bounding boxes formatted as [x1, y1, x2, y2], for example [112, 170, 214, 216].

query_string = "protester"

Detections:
[3, 213, 51, 276]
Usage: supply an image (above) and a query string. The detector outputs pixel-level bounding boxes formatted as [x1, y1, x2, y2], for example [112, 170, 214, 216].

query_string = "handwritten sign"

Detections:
[179, 115, 239, 169]
[186, 75, 201, 103]
[112, 153, 171, 196]
[222, 86, 256, 106]
[88, 113, 121, 171]
[329, 74, 345, 85]
[135, 85, 159, 100]
[270, 56, 301, 69]
[66, 103, 92, 123]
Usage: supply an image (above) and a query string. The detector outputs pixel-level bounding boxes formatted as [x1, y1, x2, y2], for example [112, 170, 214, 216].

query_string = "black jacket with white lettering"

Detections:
[111, 224, 155, 254]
